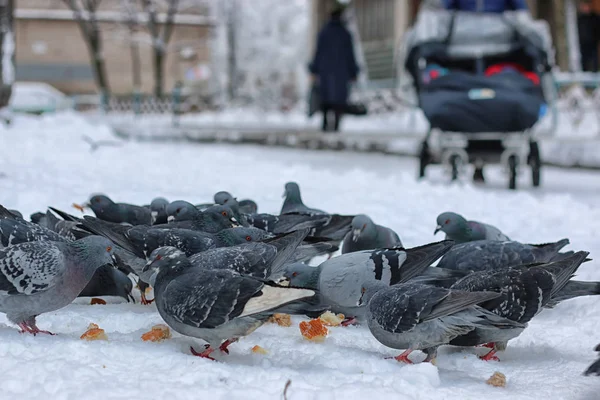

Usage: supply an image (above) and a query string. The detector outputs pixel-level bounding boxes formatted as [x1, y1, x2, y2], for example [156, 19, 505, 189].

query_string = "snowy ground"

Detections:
[0, 112, 600, 400]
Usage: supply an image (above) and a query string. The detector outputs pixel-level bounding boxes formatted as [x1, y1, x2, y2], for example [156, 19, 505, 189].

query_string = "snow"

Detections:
[1, 111, 600, 399]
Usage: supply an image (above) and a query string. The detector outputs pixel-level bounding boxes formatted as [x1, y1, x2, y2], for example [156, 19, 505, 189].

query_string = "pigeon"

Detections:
[365, 282, 518, 363]
[30, 212, 48, 227]
[0, 236, 117, 334]
[280, 182, 326, 216]
[78, 264, 134, 302]
[436, 239, 571, 272]
[247, 212, 353, 245]
[214, 191, 258, 215]
[143, 245, 316, 359]
[150, 197, 169, 225]
[0, 205, 65, 247]
[161, 204, 240, 233]
[584, 344, 600, 376]
[434, 212, 510, 244]
[75, 194, 154, 226]
[283, 240, 455, 323]
[78, 215, 273, 260]
[342, 214, 402, 254]
[449, 251, 590, 361]
[213, 192, 250, 226]
[165, 200, 200, 223]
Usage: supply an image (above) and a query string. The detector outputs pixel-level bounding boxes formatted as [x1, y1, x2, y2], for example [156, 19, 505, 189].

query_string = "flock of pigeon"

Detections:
[1, 181, 599, 375]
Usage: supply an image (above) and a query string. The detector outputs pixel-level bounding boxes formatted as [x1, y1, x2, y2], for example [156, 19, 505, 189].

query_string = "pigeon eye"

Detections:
[245, 235, 252, 241]
[95, 198, 100, 203]
[445, 219, 450, 225]
[292, 272, 298, 277]
[155, 254, 162, 261]
[221, 211, 228, 216]
[362, 224, 366, 229]
[361, 287, 366, 294]
[106, 246, 112, 252]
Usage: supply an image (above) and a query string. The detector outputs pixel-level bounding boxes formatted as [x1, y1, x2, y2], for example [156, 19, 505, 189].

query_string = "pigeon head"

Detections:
[357, 279, 388, 307]
[142, 246, 188, 281]
[200, 205, 241, 229]
[71, 236, 118, 277]
[150, 197, 169, 213]
[282, 262, 321, 290]
[435, 212, 469, 236]
[214, 191, 235, 205]
[30, 212, 46, 224]
[88, 194, 115, 214]
[9, 209, 23, 219]
[350, 214, 377, 242]
[217, 227, 273, 246]
[109, 268, 135, 302]
[166, 200, 198, 223]
[283, 182, 301, 200]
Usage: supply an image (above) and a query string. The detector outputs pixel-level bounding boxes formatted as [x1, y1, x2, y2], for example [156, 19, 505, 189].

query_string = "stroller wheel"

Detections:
[508, 154, 518, 190]
[528, 141, 541, 187]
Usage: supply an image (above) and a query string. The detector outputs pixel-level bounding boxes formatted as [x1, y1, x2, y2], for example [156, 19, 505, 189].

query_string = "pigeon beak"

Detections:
[110, 254, 118, 265]
[142, 260, 153, 273]
[167, 215, 175, 223]
[352, 228, 362, 242]
[434, 225, 442, 235]
[151, 211, 158, 218]
[230, 216, 241, 227]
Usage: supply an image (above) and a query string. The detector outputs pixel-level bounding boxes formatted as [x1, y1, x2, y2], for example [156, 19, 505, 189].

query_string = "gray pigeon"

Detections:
[150, 197, 169, 225]
[284, 240, 455, 323]
[78, 194, 154, 226]
[161, 204, 240, 233]
[143, 245, 315, 359]
[584, 344, 600, 376]
[79, 215, 272, 261]
[449, 251, 590, 360]
[78, 264, 134, 302]
[0, 236, 117, 334]
[436, 239, 571, 272]
[365, 282, 518, 363]
[280, 182, 326, 216]
[434, 212, 510, 244]
[214, 191, 258, 215]
[342, 214, 402, 254]
[213, 192, 250, 226]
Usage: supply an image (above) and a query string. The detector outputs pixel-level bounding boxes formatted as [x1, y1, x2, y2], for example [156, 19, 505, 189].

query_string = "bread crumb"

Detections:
[319, 311, 345, 326]
[141, 324, 171, 342]
[80, 323, 108, 341]
[90, 298, 106, 305]
[299, 319, 328, 342]
[268, 313, 292, 327]
[251, 345, 268, 355]
[486, 371, 506, 387]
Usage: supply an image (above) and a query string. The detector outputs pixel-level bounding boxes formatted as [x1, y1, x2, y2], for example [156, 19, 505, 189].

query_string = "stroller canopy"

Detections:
[399, 9, 555, 133]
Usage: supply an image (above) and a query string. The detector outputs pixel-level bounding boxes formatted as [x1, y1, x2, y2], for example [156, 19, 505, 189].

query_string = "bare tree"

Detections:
[63, 0, 110, 95]
[121, 0, 143, 93]
[141, 0, 179, 97]
[0, 0, 14, 110]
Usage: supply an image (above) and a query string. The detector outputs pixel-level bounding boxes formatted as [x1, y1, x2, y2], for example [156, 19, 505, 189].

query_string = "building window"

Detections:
[354, 0, 394, 43]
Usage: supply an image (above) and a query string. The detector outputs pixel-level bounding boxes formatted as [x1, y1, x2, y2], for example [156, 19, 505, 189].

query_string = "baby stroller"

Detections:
[401, 9, 554, 189]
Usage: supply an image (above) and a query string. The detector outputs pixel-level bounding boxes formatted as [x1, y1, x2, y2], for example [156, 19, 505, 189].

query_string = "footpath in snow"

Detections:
[0, 112, 599, 400]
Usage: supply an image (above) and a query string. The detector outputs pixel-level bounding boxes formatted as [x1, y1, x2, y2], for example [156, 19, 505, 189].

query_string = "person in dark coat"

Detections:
[309, 6, 359, 132]
[578, 0, 599, 72]
[443, 0, 528, 12]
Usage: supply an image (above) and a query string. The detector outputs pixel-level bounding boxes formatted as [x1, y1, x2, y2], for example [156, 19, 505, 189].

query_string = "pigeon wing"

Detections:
[0, 241, 66, 295]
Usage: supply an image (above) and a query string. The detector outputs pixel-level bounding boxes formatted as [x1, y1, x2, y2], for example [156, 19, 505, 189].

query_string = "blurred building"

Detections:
[310, 0, 593, 84]
[15, 0, 214, 95]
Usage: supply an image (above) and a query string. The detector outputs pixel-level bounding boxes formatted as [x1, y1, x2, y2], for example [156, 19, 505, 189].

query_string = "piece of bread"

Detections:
[80, 323, 108, 341]
[141, 324, 171, 342]
[299, 319, 328, 342]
